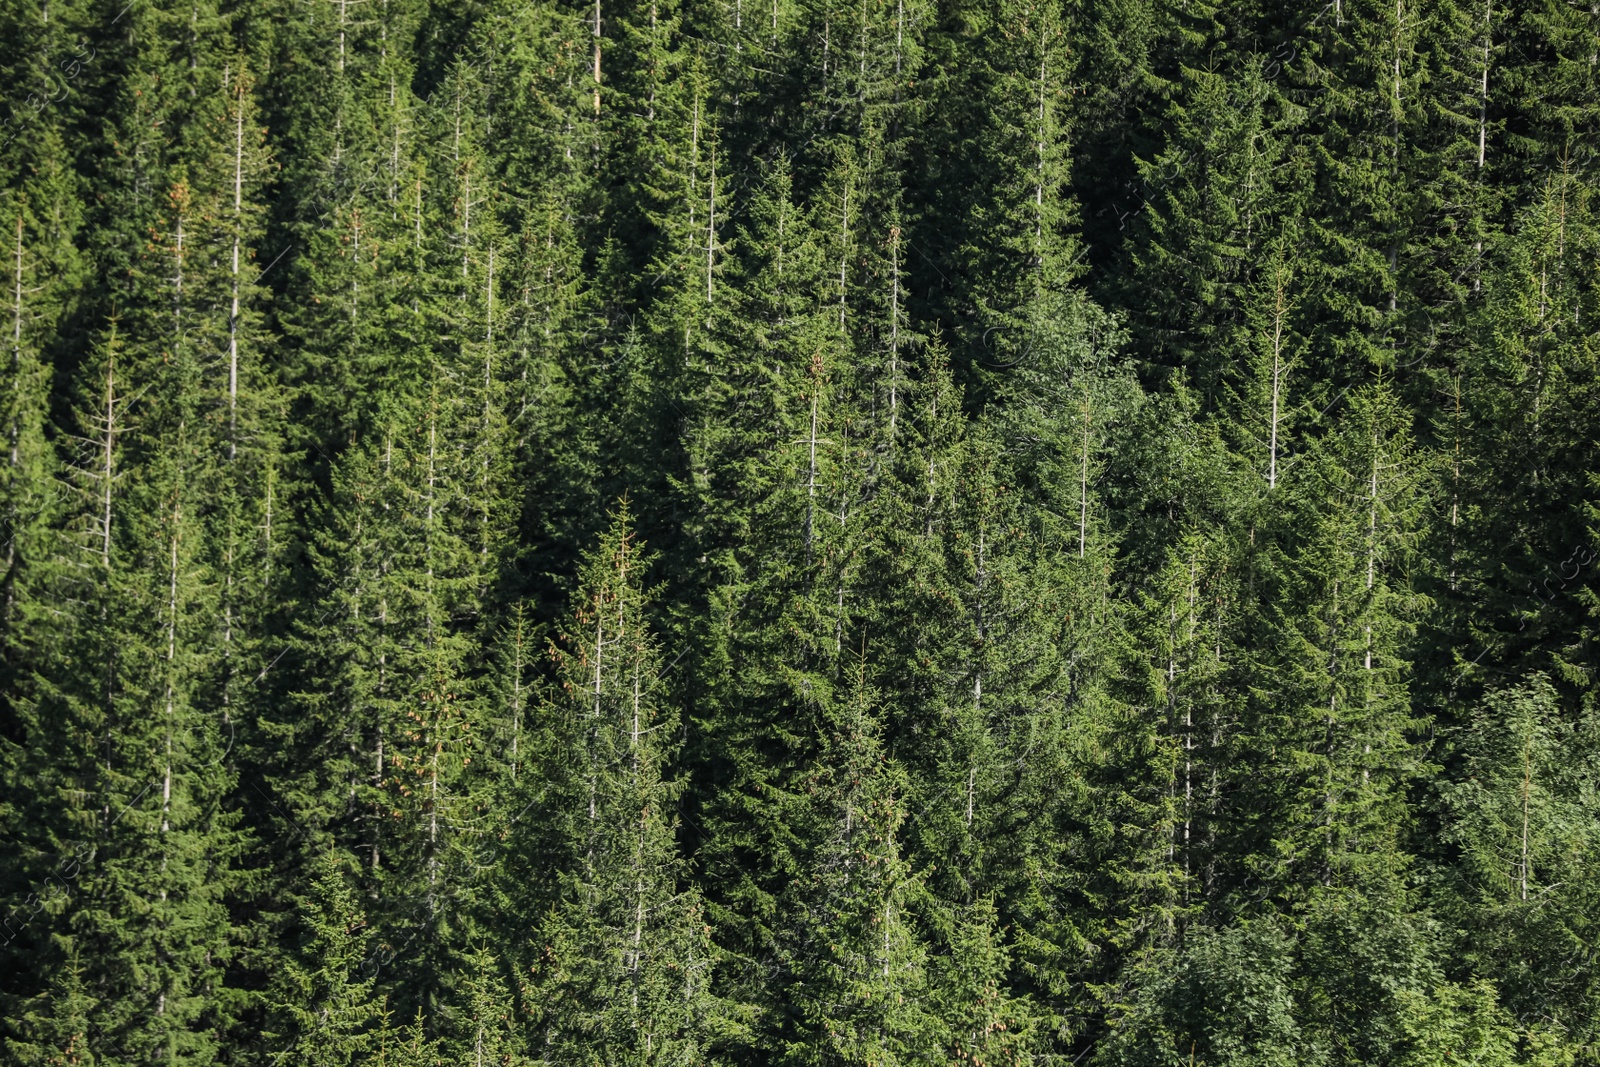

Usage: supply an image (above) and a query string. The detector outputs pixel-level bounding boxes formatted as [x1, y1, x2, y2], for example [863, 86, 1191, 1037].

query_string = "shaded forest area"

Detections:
[0, 0, 1597, 1063]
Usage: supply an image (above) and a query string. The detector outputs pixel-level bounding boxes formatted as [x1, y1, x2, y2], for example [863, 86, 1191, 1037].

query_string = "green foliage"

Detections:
[1097, 922, 1308, 1067]
[1437, 677, 1600, 1048]
[529, 506, 719, 1066]
[0, 2, 1595, 1065]
[268, 853, 380, 1067]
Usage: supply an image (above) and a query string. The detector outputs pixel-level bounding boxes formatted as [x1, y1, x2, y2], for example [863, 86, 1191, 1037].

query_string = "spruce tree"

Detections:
[772, 654, 936, 1067]
[529, 505, 717, 1066]
[1437, 677, 1600, 1049]
[268, 852, 381, 1067]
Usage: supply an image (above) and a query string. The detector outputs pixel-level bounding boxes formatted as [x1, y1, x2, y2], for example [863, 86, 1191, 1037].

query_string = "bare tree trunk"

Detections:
[887, 225, 900, 443]
[588, 586, 605, 880]
[967, 525, 988, 832]
[593, 0, 602, 113]
[1183, 556, 1197, 886]
[509, 608, 526, 781]
[1474, 0, 1490, 292]
[227, 75, 245, 461]
[1034, 44, 1046, 270]
[1387, 0, 1404, 314]
[162, 497, 180, 839]
[6, 214, 24, 608]
[838, 184, 850, 334]
[336, 0, 349, 72]
[99, 350, 118, 565]
[10, 215, 23, 472]
[706, 142, 717, 310]
[424, 393, 438, 647]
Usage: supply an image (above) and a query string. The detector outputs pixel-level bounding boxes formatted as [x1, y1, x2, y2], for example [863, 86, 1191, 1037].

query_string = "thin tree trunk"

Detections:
[705, 141, 717, 309]
[1268, 264, 1287, 489]
[887, 225, 900, 443]
[99, 351, 117, 565]
[227, 75, 245, 461]
[593, 0, 602, 113]
[162, 494, 181, 858]
[838, 184, 849, 334]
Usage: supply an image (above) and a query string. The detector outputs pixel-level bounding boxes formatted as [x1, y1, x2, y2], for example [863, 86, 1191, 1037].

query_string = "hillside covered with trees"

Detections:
[0, 0, 1597, 1063]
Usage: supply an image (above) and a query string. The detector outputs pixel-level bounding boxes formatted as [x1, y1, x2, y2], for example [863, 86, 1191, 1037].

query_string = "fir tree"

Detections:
[530, 505, 718, 1066]
[773, 653, 936, 1067]
[268, 852, 381, 1067]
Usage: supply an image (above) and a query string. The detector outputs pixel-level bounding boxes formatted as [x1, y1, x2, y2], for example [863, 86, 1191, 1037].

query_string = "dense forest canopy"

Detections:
[0, 0, 1596, 1063]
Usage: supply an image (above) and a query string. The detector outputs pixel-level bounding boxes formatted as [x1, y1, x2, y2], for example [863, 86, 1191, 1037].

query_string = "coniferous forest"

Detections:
[0, 0, 1597, 1062]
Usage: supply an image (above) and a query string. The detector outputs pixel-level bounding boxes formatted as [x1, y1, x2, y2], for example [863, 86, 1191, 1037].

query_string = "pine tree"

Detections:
[0, 27, 89, 1022]
[1234, 383, 1425, 903]
[907, 0, 1078, 399]
[282, 393, 491, 1027]
[773, 653, 937, 1067]
[268, 852, 381, 1067]
[929, 897, 1036, 1067]
[529, 505, 717, 1066]
[13, 319, 250, 1064]
[1437, 676, 1600, 1049]
[685, 153, 867, 1017]
[5, 946, 98, 1067]
[1444, 175, 1598, 693]
[0, 85, 85, 659]
[1287, 0, 1447, 384]
[426, 58, 516, 602]
[1118, 60, 1306, 411]
[1132, 530, 1229, 909]
[450, 945, 527, 1067]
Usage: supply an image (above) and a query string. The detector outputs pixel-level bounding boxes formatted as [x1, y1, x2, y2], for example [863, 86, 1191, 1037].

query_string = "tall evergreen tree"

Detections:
[772, 653, 937, 1067]
[268, 852, 381, 1067]
[529, 505, 718, 1066]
